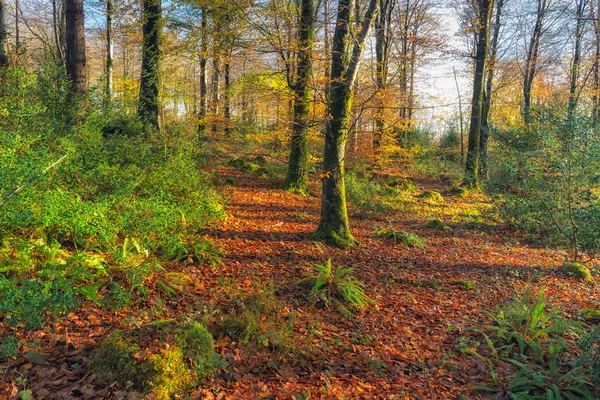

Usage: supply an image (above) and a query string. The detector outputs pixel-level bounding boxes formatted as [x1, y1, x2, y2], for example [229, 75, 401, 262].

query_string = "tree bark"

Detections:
[373, 0, 394, 157]
[463, 0, 492, 188]
[105, 0, 113, 108]
[198, 8, 208, 136]
[567, 0, 587, 119]
[65, 0, 87, 94]
[138, 0, 161, 129]
[315, 0, 378, 248]
[283, 0, 315, 194]
[211, 54, 221, 133]
[479, 0, 504, 179]
[0, 0, 7, 67]
[522, 0, 546, 124]
[224, 54, 231, 135]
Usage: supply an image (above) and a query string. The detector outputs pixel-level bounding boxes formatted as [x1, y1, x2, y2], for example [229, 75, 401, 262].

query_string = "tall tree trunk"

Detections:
[52, 0, 64, 64]
[315, 0, 378, 248]
[211, 54, 221, 133]
[223, 54, 231, 135]
[138, 0, 161, 129]
[283, 0, 315, 194]
[522, 0, 546, 124]
[568, 0, 587, 119]
[463, 0, 492, 188]
[593, 0, 600, 121]
[65, 0, 87, 93]
[479, 0, 504, 179]
[105, 0, 113, 108]
[373, 0, 394, 157]
[0, 0, 7, 67]
[198, 8, 208, 136]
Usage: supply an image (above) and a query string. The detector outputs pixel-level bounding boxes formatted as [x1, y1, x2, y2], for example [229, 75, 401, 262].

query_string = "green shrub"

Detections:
[562, 262, 592, 282]
[424, 219, 449, 230]
[578, 326, 600, 386]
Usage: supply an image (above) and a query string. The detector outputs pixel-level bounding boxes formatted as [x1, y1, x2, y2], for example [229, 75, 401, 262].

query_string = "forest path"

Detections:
[194, 166, 598, 399]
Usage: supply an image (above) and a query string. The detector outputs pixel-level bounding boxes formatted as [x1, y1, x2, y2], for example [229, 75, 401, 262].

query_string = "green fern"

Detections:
[375, 227, 425, 248]
[300, 259, 372, 309]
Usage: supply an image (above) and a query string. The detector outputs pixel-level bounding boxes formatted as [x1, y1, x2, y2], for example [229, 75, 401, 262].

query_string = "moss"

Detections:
[451, 279, 476, 290]
[223, 177, 236, 186]
[562, 262, 593, 282]
[424, 219, 449, 231]
[241, 163, 261, 173]
[252, 155, 269, 166]
[326, 230, 357, 250]
[419, 190, 445, 204]
[91, 321, 215, 399]
[447, 185, 468, 198]
[228, 157, 246, 169]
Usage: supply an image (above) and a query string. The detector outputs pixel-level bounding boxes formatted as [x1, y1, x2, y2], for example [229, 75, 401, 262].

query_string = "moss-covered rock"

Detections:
[419, 190, 445, 204]
[562, 262, 593, 282]
[424, 219, 449, 231]
[252, 155, 269, 166]
[91, 321, 215, 399]
[224, 177, 236, 186]
[447, 185, 468, 198]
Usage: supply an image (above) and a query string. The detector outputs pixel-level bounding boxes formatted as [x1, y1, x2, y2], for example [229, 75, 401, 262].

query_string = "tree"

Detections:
[138, 0, 162, 129]
[0, 0, 7, 67]
[315, 0, 378, 248]
[282, 0, 315, 194]
[567, 0, 588, 119]
[105, 0, 113, 108]
[65, 0, 87, 93]
[198, 6, 208, 136]
[479, 0, 504, 178]
[463, 0, 493, 188]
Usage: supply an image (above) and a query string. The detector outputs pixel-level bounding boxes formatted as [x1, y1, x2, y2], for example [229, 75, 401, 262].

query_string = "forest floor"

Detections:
[1, 162, 599, 399]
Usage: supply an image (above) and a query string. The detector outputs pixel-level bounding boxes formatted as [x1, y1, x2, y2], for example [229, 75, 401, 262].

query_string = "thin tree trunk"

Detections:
[138, 0, 161, 129]
[593, 0, 600, 121]
[283, 0, 315, 194]
[522, 0, 546, 124]
[105, 0, 113, 109]
[198, 8, 208, 136]
[224, 54, 231, 135]
[211, 54, 221, 133]
[568, 0, 587, 119]
[479, 0, 504, 178]
[52, 0, 64, 64]
[65, 0, 87, 94]
[374, 0, 394, 157]
[463, 0, 492, 188]
[453, 67, 465, 163]
[315, 0, 378, 248]
[0, 0, 7, 67]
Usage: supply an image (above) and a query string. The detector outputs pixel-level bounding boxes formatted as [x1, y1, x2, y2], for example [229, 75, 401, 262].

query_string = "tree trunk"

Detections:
[0, 0, 7, 67]
[315, 0, 378, 248]
[593, 0, 600, 121]
[211, 54, 221, 133]
[105, 0, 113, 108]
[198, 8, 208, 136]
[522, 0, 546, 124]
[567, 0, 587, 119]
[224, 54, 231, 135]
[65, 0, 87, 94]
[463, 0, 492, 188]
[373, 0, 394, 157]
[479, 0, 504, 179]
[283, 0, 315, 194]
[138, 0, 161, 129]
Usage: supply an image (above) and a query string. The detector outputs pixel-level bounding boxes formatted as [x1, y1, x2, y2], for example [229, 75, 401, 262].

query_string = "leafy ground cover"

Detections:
[1, 154, 598, 399]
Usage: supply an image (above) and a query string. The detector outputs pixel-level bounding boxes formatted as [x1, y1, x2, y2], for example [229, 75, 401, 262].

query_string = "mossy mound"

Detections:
[424, 219, 449, 231]
[252, 155, 269, 166]
[419, 190, 445, 204]
[91, 321, 216, 399]
[228, 157, 246, 170]
[447, 185, 468, 198]
[224, 177, 236, 186]
[562, 262, 593, 282]
[241, 163, 261, 174]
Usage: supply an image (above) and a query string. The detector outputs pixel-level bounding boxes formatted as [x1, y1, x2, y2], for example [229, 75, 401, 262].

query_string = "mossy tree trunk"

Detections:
[463, 0, 492, 188]
[65, 0, 87, 94]
[283, 0, 315, 194]
[138, 0, 161, 129]
[105, 0, 113, 109]
[315, 0, 378, 248]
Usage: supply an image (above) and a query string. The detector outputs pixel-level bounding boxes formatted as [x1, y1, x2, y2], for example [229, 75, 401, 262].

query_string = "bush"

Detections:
[375, 227, 425, 248]
[579, 326, 600, 386]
